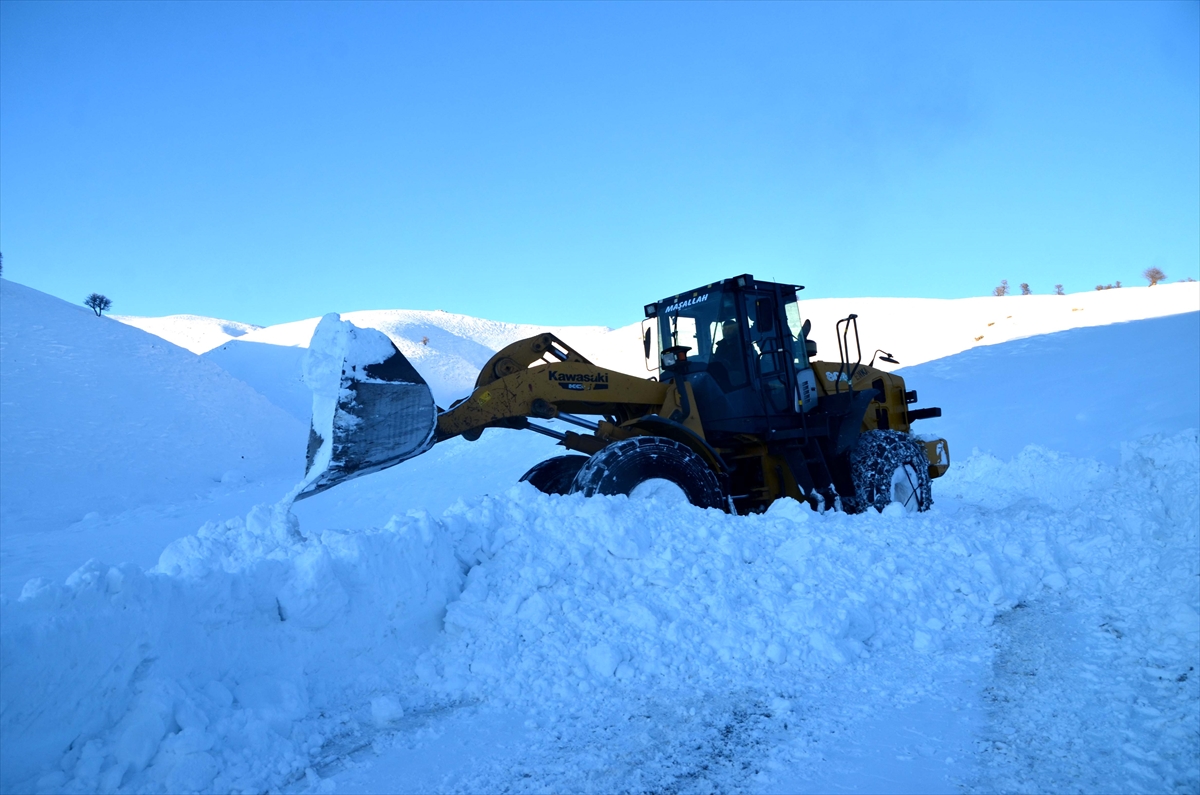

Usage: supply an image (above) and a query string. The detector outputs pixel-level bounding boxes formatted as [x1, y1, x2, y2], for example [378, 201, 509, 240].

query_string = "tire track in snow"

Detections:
[973, 593, 1198, 794]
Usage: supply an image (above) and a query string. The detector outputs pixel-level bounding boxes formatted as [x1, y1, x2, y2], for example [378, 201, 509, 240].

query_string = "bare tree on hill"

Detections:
[84, 293, 112, 316]
[1020, 283, 1032, 295]
[1055, 284, 1064, 295]
[1143, 267, 1167, 286]
[993, 280, 1009, 296]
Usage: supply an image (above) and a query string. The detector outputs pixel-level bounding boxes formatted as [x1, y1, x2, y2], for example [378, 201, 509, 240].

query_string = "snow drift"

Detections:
[2, 431, 1195, 794]
[1, 505, 462, 793]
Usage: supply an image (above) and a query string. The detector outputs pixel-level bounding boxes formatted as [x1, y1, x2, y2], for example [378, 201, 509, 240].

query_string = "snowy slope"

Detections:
[120, 284, 1199, 403]
[900, 311, 1200, 465]
[190, 284, 1198, 421]
[202, 341, 311, 421]
[0, 280, 305, 587]
[112, 314, 261, 355]
[799, 281, 1200, 372]
[2, 279, 1198, 795]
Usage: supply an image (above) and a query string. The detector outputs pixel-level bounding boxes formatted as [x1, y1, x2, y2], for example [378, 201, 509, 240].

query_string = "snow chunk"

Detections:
[370, 695, 404, 727]
[585, 643, 623, 679]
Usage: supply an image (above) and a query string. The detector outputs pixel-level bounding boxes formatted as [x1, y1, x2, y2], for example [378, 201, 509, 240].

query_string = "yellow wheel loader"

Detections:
[298, 274, 949, 514]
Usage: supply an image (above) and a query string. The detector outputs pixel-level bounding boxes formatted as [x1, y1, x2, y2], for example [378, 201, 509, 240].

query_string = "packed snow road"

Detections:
[2, 433, 1196, 794]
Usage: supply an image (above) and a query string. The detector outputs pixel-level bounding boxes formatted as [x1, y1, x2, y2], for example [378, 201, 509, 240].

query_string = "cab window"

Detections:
[783, 297, 811, 370]
[657, 289, 747, 390]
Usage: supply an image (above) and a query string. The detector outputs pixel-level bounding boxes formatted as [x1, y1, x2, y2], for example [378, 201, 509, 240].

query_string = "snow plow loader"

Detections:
[298, 274, 949, 514]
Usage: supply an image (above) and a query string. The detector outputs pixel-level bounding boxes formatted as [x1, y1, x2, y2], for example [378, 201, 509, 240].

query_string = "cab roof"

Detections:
[644, 274, 804, 318]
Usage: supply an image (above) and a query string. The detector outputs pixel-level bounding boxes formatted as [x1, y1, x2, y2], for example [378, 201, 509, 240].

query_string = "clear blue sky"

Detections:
[1, 1, 1197, 327]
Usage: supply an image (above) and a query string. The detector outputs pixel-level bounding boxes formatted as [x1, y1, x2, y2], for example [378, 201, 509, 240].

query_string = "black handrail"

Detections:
[835, 314, 862, 394]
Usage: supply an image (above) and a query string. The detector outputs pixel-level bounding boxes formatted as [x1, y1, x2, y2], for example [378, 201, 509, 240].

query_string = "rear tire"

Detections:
[847, 430, 933, 513]
[570, 436, 725, 510]
[519, 454, 589, 495]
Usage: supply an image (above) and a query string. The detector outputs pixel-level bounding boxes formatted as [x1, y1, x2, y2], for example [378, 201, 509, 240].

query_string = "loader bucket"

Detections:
[296, 314, 437, 500]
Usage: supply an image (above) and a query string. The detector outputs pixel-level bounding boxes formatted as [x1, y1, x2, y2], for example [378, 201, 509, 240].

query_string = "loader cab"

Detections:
[646, 274, 817, 436]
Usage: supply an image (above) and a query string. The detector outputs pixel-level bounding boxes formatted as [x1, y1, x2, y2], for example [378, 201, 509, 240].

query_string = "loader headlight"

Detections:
[661, 351, 678, 368]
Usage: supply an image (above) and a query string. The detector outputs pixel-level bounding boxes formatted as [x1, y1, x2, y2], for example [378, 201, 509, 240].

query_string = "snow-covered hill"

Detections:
[0, 280, 305, 592]
[799, 281, 1199, 370]
[1, 277, 1197, 795]
[110, 283, 1200, 425]
[901, 311, 1200, 465]
[111, 314, 261, 355]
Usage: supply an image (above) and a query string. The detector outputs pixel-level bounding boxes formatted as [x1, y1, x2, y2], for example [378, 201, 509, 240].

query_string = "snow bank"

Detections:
[3, 430, 1195, 794]
[418, 432, 1196, 707]
[0, 506, 462, 793]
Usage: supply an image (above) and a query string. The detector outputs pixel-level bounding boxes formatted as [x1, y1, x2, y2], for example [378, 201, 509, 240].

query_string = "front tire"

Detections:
[847, 430, 933, 513]
[570, 436, 725, 510]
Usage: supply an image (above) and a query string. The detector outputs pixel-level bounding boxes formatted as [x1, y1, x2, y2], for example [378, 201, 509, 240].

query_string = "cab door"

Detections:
[743, 291, 795, 417]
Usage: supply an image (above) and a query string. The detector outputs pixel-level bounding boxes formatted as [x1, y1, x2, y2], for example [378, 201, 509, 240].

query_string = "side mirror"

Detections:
[801, 318, 811, 337]
[868, 349, 899, 367]
[754, 298, 775, 333]
[805, 339, 817, 358]
[643, 327, 652, 360]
